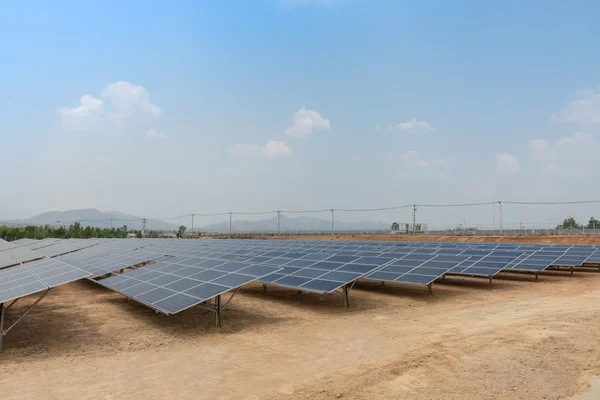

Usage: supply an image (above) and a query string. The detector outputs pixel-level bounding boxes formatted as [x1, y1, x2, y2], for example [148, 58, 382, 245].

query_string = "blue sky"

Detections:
[1, 0, 600, 229]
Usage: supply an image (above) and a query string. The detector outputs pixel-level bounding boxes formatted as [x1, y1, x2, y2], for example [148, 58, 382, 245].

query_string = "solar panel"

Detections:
[0, 265, 47, 303]
[24, 258, 91, 287]
[0, 239, 19, 252]
[552, 249, 597, 266]
[97, 258, 282, 314]
[255, 254, 386, 293]
[506, 249, 564, 272]
[365, 254, 471, 285]
[22, 238, 63, 250]
[449, 251, 523, 277]
[8, 238, 39, 246]
[33, 239, 100, 257]
[0, 246, 42, 269]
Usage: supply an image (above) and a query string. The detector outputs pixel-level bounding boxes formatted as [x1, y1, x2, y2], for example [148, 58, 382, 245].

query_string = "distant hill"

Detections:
[2, 208, 178, 231]
[201, 214, 389, 233]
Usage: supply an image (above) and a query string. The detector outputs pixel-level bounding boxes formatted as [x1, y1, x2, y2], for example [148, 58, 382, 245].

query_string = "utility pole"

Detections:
[492, 194, 495, 231]
[412, 205, 418, 234]
[499, 200, 503, 234]
[190, 214, 195, 236]
[330, 209, 335, 236]
[229, 212, 233, 236]
[277, 211, 281, 235]
[142, 218, 147, 237]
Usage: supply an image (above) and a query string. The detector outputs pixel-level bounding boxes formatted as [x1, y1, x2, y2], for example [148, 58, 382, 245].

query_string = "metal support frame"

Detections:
[427, 283, 433, 296]
[214, 295, 221, 328]
[262, 283, 267, 293]
[220, 287, 240, 313]
[0, 289, 51, 353]
[342, 284, 350, 308]
[488, 276, 493, 286]
[193, 288, 242, 328]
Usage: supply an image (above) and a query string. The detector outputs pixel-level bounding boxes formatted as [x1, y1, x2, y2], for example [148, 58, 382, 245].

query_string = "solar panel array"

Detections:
[1, 237, 598, 313]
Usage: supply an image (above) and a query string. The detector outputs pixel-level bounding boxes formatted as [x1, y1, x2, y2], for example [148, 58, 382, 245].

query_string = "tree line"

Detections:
[0, 222, 136, 241]
[557, 217, 600, 230]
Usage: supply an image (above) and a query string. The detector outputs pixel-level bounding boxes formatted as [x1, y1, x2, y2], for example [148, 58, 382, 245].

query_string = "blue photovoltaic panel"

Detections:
[0, 265, 47, 303]
[449, 251, 523, 276]
[97, 257, 281, 314]
[365, 254, 471, 285]
[24, 258, 91, 287]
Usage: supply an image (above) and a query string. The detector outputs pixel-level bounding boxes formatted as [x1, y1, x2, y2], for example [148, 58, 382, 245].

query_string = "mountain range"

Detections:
[0, 208, 390, 233]
[202, 215, 389, 233]
[0, 209, 178, 231]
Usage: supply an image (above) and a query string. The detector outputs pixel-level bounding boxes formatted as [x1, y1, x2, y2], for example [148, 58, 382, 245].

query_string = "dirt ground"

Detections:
[1, 235, 600, 399]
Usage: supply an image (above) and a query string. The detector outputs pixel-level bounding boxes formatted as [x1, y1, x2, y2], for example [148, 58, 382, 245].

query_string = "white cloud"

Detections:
[397, 118, 433, 133]
[285, 107, 331, 137]
[496, 153, 520, 175]
[529, 132, 600, 175]
[375, 125, 381, 130]
[57, 95, 104, 118]
[264, 140, 292, 157]
[147, 129, 168, 140]
[381, 118, 434, 135]
[551, 86, 600, 124]
[58, 81, 162, 130]
[102, 81, 163, 120]
[228, 140, 292, 158]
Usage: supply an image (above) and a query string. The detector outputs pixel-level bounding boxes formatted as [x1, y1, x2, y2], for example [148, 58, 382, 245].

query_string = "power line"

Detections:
[503, 200, 600, 205]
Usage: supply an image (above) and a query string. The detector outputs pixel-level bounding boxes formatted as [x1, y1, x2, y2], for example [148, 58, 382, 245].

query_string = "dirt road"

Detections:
[1, 236, 600, 399]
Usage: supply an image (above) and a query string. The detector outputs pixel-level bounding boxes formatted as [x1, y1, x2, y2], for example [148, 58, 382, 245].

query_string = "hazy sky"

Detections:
[2, 0, 600, 228]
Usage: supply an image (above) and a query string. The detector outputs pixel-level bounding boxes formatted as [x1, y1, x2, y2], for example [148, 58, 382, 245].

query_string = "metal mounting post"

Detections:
[570, 266, 574, 276]
[262, 283, 267, 293]
[427, 283, 433, 296]
[535, 271, 539, 281]
[342, 284, 350, 308]
[380, 281, 385, 289]
[488, 276, 493, 286]
[214, 295, 221, 328]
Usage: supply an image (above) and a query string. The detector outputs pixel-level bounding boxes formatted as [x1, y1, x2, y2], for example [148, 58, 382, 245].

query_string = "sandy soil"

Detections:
[1, 235, 600, 399]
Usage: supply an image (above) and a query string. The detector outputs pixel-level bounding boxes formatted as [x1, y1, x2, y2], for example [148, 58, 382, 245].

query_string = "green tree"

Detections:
[390, 222, 400, 231]
[587, 217, 600, 229]
[176, 225, 187, 238]
[557, 217, 581, 229]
